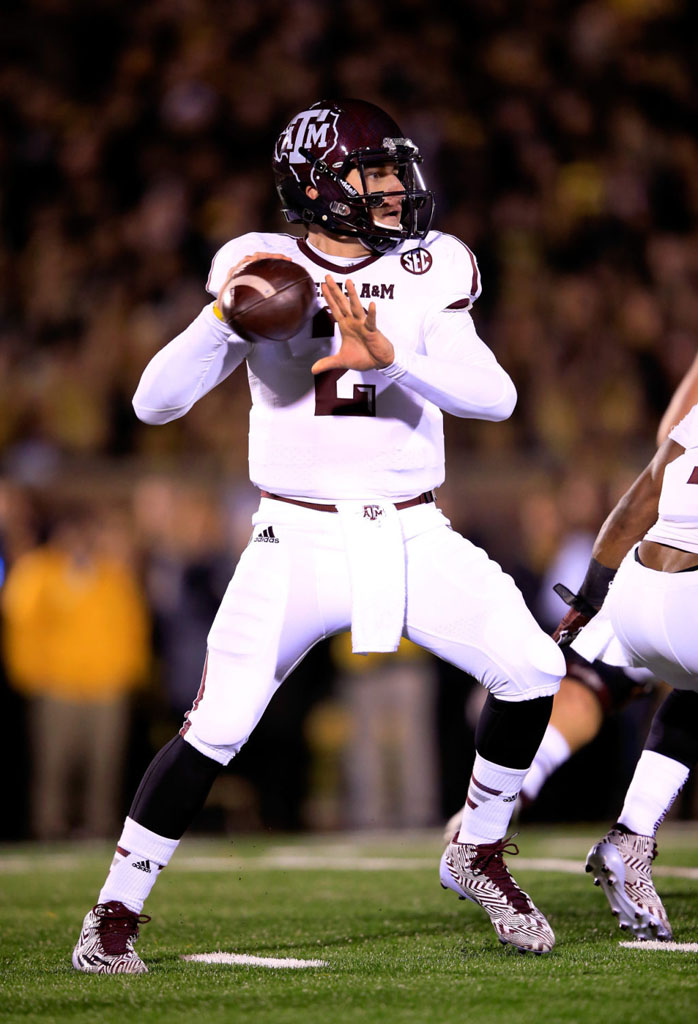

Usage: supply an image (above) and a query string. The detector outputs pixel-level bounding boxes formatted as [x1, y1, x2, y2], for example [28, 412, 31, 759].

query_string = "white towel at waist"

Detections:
[570, 602, 634, 668]
[336, 500, 406, 655]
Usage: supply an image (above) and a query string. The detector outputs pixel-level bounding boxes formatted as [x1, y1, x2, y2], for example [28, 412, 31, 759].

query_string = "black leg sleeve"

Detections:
[645, 689, 698, 770]
[475, 693, 554, 770]
[129, 735, 224, 839]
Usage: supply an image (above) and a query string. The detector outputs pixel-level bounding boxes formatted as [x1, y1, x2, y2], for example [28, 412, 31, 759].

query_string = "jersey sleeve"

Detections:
[423, 233, 483, 313]
[206, 232, 268, 297]
[132, 303, 250, 424]
[379, 308, 516, 421]
[668, 402, 698, 450]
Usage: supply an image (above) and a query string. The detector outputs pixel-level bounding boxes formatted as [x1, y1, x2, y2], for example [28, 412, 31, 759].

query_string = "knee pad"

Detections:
[182, 724, 247, 766]
[526, 630, 567, 681]
[183, 647, 280, 754]
[498, 630, 564, 700]
[480, 619, 564, 701]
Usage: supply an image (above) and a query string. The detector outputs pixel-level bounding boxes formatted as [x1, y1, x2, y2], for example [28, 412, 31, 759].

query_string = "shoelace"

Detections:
[94, 902, 151, 955]
[470, 834, 533, 914]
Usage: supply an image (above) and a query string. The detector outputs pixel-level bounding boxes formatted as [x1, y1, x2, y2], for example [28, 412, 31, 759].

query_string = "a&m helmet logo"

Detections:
[400, 248, 433, 275]
[274, 107, 340, 182]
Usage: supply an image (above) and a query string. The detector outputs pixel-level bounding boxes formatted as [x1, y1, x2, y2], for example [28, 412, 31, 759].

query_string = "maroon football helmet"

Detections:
[273, 99, 435, 253]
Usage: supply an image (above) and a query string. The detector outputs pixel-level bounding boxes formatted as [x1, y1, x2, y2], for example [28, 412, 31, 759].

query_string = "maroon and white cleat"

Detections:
[440, 833, 555, 954]
[72, 901, 150, 974]
[585, 829, 672, 941]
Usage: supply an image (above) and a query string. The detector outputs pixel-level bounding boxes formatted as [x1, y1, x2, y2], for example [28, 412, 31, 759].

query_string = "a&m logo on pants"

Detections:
[362, 505, 384, 521]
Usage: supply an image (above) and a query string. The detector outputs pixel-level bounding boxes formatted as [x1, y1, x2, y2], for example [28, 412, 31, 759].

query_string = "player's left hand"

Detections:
[552, 608, 592, 647]
[311, 276, 395, 374]
[551, 580, 599, 646]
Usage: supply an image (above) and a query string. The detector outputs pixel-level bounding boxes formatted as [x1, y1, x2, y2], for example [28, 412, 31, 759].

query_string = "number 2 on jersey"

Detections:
[311, 308, 376, 417]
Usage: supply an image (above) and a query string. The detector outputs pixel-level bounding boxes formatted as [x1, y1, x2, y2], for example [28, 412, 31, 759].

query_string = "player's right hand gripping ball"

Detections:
[217, 258, 316, 341]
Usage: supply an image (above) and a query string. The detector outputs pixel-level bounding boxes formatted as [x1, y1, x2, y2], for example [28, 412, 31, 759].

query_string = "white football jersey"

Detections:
[645, 402, 698, 553]
[200, 229, 510, 500]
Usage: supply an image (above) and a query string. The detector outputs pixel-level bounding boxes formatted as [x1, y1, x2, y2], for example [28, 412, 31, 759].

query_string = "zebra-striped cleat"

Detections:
[72, 901, 151, 974]
[585, 828, 672, 941]
[440, 833, 555, 954]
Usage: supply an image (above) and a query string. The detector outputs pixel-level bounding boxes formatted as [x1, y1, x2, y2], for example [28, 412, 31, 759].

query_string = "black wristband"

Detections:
[578, 557, 617, 611]
[552, 582, 597, 618]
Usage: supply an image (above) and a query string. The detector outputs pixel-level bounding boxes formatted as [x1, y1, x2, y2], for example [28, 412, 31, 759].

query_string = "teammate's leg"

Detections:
[521, 657, 648, 803]
[585, 688, 698, 940]
[617, 687, 698, 835]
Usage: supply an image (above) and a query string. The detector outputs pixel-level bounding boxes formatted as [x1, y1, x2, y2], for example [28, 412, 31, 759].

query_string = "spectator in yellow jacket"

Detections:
[2, 505, 150, 839]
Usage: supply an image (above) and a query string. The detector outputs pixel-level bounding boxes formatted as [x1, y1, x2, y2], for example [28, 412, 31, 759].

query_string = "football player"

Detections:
[72, 98, 564, 973]
[553, 395, 698, 941]
[443, 349, 698, 842]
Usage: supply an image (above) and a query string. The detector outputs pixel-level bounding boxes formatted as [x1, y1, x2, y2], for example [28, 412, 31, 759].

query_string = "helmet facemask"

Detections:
[321, 143, 433, 252]
[273, 101, 435, 254]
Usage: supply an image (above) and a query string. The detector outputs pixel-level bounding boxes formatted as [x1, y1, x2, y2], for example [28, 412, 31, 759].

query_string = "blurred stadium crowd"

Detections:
[1, 0, 697, 838]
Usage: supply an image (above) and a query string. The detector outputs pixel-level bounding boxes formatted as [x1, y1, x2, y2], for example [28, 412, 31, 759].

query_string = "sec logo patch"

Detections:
[400, 249, 432, 275]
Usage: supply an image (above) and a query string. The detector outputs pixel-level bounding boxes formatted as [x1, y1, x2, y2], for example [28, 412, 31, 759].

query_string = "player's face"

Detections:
[345, 162, 405, 229]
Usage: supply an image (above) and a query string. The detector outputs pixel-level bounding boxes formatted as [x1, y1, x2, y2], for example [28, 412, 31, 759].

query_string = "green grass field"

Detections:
[1, 825, 697, 1024]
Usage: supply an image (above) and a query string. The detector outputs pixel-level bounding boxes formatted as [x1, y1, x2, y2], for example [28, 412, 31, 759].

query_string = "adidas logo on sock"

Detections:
[132, 859, 152, 873]
[254, 526, 279, 543]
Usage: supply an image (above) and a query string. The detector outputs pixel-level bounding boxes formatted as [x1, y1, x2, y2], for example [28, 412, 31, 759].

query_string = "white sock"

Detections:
[618, 750, 689, 837]
[98, 817, 180, 913]
[521, 724, 571, 802]
[458, 754, 528, 845]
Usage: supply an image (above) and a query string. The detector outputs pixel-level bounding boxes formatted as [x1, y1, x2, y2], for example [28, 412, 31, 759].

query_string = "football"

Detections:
[217, 258, 317, 341]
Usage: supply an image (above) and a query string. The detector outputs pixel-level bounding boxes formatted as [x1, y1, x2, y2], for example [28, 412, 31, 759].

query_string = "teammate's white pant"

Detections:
[183, 498, 564, 764]
[589, 548, 698, 691]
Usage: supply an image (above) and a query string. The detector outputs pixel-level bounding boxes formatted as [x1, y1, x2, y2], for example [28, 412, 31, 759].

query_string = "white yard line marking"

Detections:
[258, 854, 436, 871]
[168, 853, 698, 880]
[654, 866, 698, 880]
[620, 941, 698, 953]
[1, 851, 698, 880]
[182, 952, 329, 968]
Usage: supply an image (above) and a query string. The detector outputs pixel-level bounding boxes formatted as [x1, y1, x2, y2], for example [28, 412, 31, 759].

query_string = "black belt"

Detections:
[260, 490, 435, 513]
[635, 546, 698, 572]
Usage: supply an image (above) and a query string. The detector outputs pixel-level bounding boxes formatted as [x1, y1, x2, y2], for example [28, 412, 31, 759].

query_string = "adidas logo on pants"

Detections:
[254, 527, 279, 543]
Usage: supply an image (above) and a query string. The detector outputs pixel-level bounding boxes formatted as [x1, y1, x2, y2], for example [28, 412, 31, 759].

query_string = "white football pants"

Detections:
[182, 497, 564, 764]
[601, 548, 698, 691]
